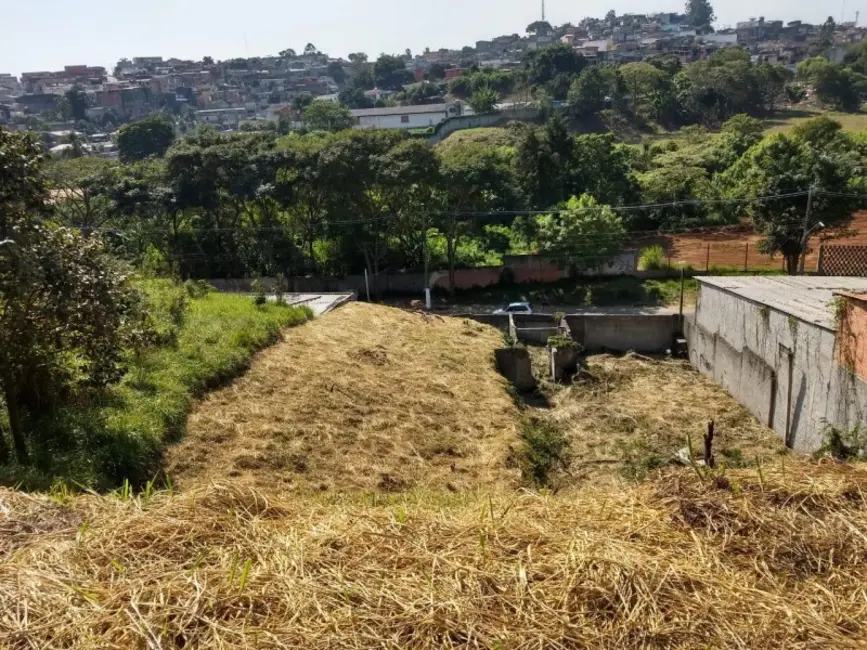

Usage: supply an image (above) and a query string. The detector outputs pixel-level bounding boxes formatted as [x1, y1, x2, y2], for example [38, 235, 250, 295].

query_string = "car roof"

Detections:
[509, 302, 531, 307]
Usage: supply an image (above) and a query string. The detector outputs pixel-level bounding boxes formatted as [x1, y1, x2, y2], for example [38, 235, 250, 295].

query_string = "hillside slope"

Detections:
[168, 303, 521, 491]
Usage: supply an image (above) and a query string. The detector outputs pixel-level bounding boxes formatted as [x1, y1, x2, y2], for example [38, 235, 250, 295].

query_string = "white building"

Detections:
[686, 276, 867, 452]
[196, 107, 248, 127]
[350, 103, 463, 130]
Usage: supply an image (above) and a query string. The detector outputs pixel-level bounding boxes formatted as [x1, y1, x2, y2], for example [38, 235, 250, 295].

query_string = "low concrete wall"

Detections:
[565, 314, 680, 353]
[494, 347, 537, 392]
[459, 313, 511, 332]
[515, 326, 560, 346]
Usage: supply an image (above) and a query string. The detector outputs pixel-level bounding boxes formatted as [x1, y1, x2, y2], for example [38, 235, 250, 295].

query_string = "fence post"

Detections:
[667, 246, 672, 269]
[705, 243, 711, 272]
[744, 243, 749, 272]
[817, 244, 825, 275]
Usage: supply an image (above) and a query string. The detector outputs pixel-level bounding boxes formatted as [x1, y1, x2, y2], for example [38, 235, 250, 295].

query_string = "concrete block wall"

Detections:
[565, 314, 680, 353]
[687, 285, 867, 452]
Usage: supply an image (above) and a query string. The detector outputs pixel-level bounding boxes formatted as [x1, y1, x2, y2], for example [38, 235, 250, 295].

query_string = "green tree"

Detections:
[536, 194, 625, 272]
[45, 157, 119, 235]
[327, 61, 347, 86]
[437, 143, 514, 293]
[64, 85, 89, 122]
[338, 87, 374, 109]
[797, 57, 860, 111]
[303, 101, 354, 131]
[619, 62, 665, 108]
[117, 114, 176, 162]
[526, 20, 553, 35]
[685, 0, 715, 32]
[427, 63, 448, 80]
[468, 87, 500, 113]
[721, 130, 856, 273]
[568, 66, 610, 115]
[523, 43, 587, 99]
[0, 128, 139, 462]
[374, 54, 413, 90]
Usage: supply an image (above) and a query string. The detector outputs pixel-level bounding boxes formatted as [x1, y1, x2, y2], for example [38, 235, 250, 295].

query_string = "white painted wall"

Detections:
[357, 110, 447, 130]
[688, 284, 867, 452]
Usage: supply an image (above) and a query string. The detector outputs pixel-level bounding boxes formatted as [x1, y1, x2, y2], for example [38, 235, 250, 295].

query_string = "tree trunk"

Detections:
[1, 374, 27, 463]
[785, 253, 799, 275]
[0, 422, 10, 465]
[447, 226, 457, 297]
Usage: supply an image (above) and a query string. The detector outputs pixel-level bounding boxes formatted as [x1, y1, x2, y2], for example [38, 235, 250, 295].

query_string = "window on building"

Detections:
[400, 115, 409, 123]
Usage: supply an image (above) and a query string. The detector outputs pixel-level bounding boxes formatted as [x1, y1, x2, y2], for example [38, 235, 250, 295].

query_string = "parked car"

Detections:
[494, 302, 533, 315]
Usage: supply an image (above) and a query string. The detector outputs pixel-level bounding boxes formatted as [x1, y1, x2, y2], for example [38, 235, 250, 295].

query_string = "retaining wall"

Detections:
[686, 284, 867, 452]
[565, 314, 680, 353]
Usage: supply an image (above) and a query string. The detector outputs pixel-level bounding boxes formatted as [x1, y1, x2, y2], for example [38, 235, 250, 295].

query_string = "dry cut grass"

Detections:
[2, 460, 867, 648]
[531, 353, 786, 483]
[168, 303, 521, 492]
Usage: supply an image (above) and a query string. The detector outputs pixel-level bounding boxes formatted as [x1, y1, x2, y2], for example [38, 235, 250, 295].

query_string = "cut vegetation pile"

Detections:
[2, 460, 866, 648]
[169, 303, 521, 492]
[531, 353, 786, 483]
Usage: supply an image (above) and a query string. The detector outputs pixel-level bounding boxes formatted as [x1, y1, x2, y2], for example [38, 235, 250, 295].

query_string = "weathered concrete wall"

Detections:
[459, 313, 511, 332]
[515, 326, 561, 345]
[494, 347, 536, 392]
[686, 317, 776, 429]
[688, 284, 867, 452]
[565, 314, 679, 353]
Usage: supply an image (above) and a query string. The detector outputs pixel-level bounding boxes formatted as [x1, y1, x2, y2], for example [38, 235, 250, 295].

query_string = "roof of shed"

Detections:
[697, 276, 867, 330]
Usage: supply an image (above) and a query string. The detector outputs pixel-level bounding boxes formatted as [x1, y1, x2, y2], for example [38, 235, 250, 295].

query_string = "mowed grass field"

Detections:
[762, 108, 867, 135]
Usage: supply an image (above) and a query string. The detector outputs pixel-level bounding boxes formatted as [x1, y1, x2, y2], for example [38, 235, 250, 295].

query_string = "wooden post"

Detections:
[679, 267, 685, 319]
[705, 243, 711, 272]
[817, 244, 825, 275]
[704, 420, 715, 468]
[744, 243, 749, 272]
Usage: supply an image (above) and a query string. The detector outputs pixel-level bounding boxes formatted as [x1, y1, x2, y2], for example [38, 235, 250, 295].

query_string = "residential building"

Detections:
[350, 103, 463, 130]
[0, 74, 22, 96]
[196, 107, 248, 127]
[686, 276, 867, 452]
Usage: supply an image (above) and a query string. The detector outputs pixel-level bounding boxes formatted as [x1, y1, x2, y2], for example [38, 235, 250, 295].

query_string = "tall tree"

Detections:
[685, 0, 715, 32]
[374, 54, 413, 90]
[526, 20, 553, 35]
[721, 128, 857, 273]
[536, 194, 626, 272]
[0, 128, 139, 462]
[117, 114, 175, 162]
[64, 85, 89, 122]
[303, 102, 354, 132]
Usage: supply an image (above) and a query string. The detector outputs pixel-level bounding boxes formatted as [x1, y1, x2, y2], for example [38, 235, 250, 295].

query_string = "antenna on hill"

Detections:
[541, 0, 546, 21]
[856, 10, 861, 25]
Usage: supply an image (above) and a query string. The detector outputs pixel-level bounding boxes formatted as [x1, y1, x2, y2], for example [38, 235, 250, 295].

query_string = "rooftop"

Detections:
[698, 276, 867, 330]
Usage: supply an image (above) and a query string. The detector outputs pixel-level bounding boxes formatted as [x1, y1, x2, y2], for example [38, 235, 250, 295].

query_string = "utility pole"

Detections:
[799, 185, 814, 275]
[541, 0, 545, 21]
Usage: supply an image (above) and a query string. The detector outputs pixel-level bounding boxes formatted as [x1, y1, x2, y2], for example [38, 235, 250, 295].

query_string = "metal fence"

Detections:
[817, 245, 867, 276]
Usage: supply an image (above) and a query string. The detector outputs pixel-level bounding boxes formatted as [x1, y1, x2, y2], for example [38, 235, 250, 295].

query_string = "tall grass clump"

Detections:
[2, 280, 312, 490]
[638, 244, 668, 270]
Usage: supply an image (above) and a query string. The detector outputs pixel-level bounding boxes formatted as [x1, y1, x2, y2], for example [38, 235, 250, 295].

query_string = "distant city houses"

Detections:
[2, 10, 866, 151]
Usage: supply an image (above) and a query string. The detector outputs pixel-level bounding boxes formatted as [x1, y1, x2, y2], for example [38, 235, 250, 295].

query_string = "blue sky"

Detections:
[2, 0, 860, 76]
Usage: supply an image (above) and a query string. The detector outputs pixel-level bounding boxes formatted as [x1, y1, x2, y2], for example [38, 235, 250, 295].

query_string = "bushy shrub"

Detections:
[639, 245, 667, 270]
[547, 334, 581, 350]
[251, 278, 267, 306]
[518, 419, 572, 488]
[183, 279, 212, 299]
[818, 422, 867, 460]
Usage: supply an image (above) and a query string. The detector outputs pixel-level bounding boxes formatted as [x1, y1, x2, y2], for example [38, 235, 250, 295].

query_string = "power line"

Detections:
[85, 191, 820, 236]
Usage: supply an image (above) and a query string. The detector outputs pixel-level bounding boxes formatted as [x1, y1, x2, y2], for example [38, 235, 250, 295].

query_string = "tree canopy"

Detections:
[117, 114, 176, 163]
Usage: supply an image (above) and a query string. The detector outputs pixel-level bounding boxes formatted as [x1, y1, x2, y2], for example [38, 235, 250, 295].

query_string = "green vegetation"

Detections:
[638, 245, 667, 270]
[2, 280, 311, 490]
[517, 418, 572, 488]
[818, 422, 867, 460]
[444, 276, 699, 308]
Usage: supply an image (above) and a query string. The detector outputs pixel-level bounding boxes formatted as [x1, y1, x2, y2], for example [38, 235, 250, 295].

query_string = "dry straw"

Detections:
[1, 460, 866, 648]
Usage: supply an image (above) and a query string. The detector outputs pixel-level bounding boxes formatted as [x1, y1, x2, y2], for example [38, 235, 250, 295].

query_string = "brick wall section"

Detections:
[836, 292, 867, 381]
